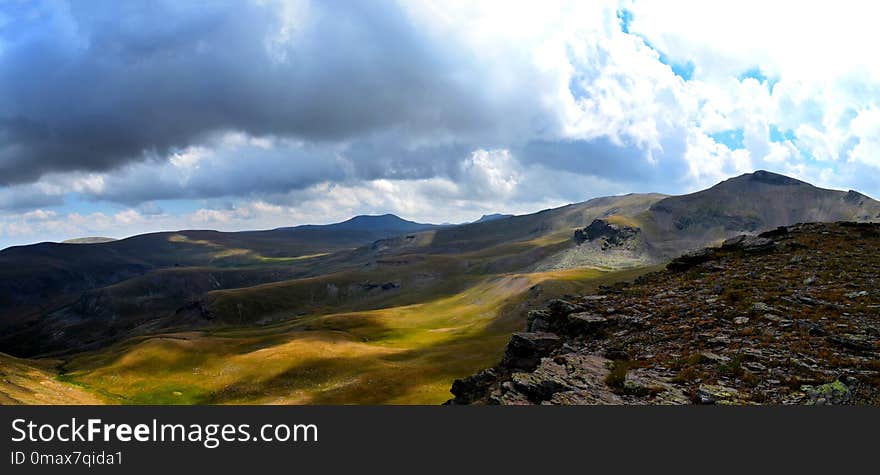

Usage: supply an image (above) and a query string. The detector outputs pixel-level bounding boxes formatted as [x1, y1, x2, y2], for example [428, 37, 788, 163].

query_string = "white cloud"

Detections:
[848, 108, 880, 168]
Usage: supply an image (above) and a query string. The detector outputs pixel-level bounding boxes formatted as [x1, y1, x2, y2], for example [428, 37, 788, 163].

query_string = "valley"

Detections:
[58, 267, 651, 404]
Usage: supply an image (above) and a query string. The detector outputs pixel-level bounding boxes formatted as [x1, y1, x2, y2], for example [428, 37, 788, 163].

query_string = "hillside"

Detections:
[0, 214, 440, 355]
[449, 222, 880, 405]
[0, 352, 104, 404]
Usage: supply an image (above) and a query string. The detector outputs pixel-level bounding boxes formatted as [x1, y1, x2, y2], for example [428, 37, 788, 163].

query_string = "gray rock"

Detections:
[526, 309, 551, 332]
[500, 332, 562, 371]
[574, 219, 641, 247]
[449, 368, 498, 404]
[510, 359, 575, 402]
[697, 384, 740, 405]
[699, 351, 731, 364]
[722, 235, 776, 253]
[826, 334, 874, 352]
[547, 299, 583, 317]
[566, 312, 609, 333]
[667, 248, 715, 271]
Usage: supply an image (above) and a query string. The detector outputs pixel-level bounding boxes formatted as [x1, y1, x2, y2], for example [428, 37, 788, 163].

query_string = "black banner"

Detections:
[2, 406, 877, 474]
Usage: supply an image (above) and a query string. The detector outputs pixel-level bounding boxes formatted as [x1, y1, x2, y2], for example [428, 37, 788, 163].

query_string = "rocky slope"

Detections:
[449, 222, 880, 405]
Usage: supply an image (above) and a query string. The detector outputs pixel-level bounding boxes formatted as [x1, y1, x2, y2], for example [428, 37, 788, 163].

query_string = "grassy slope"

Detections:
[60, 266, 653, 404]
[0, 353, 105, 405]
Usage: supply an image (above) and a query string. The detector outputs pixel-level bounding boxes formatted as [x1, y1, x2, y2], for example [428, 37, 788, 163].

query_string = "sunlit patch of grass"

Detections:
[254, 253, 330, 263]
[604, 214, 642, 228]
[0, 353, 106, 405]
[524, 267, 607, 283]
[213, 248, 251, 259]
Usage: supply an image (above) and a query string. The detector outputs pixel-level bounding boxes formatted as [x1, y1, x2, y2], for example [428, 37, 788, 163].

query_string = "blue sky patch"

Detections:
[665, 58, 695, 81]
[738, 67, 779, 90]
[769, 125, 796, 143]
[709, 129, 745, 149]
[618, 9, 693, 80]
[617, 9, 633, 34]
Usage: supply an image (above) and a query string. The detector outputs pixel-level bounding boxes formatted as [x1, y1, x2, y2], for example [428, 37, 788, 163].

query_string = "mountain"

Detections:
[284, 214, 438, 233]
[0, 171, 878, 404]
[474, 213, 514, 223]
[641, 170, 880, 257]
[449, 221, 880, 405]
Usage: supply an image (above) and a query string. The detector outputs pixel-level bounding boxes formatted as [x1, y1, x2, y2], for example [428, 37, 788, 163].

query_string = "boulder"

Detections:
[500, 332, 562, 371]
[667, 248, 715, 271]
[566, 312, 609, 333]
[721, 234, 776, 253]
[697, 384, 740, 405]
[449, 368, 498, 404]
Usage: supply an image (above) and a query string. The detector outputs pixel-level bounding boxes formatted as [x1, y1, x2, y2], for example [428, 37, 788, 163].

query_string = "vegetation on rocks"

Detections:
[449, 222, 880, 405]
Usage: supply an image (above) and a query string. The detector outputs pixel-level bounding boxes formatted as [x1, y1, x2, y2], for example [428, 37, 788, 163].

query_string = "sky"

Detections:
[1, 0, 879, 249]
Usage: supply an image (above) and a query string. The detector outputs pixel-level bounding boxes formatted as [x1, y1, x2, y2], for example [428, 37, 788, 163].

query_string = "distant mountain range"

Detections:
[280, 213, 439, 233]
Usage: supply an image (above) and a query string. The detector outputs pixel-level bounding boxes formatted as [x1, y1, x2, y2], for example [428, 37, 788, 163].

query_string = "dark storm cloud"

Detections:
[0, 184, 64, 211]
[0, 0, 525, 187]
[519, 131, 691, 191]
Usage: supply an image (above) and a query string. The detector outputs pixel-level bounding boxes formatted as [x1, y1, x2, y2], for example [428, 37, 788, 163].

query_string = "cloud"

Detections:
[2, 0, 880, 248]
[0, 0, 567, 186]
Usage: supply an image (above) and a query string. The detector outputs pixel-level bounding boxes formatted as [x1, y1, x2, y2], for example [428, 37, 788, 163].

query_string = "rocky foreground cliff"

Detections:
[449, 222, 880, 405]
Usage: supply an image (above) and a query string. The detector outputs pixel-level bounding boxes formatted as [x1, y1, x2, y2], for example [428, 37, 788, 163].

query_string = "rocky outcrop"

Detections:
[500, 332, 562, 371]
[574, 219, 641, 248]
[668, 231, 778, 272]
[720, 234, 776, 253]
[449, 222, 880, 405]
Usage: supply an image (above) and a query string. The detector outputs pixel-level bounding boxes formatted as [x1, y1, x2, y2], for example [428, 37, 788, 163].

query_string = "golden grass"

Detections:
[0, 353, 106, 405]
[60, 266, 646, 405]
[255, 252, 331, 263]
[604, 214, 642, 228]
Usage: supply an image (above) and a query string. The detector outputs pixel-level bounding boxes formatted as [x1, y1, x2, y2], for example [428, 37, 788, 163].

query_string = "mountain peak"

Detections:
[327, 214, 435, 232]
[730, 170, 807, 186]
[345, 213, 405, 223]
